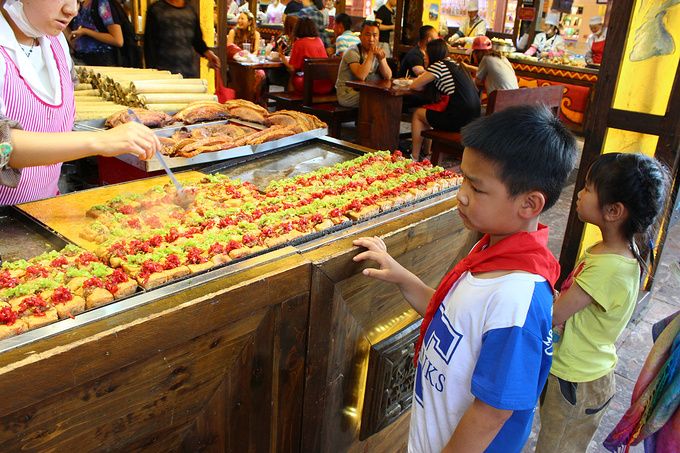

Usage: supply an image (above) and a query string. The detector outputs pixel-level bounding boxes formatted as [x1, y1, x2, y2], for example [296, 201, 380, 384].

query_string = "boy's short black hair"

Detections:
[419, 25, 435, 41]
[361, 19, 380, 30]
[461, 104, 577, 211]
[335, 13, 352, 32]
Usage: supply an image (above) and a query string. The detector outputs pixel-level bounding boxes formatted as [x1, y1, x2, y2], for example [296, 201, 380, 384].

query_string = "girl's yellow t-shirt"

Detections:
[551, 247, 640, 382]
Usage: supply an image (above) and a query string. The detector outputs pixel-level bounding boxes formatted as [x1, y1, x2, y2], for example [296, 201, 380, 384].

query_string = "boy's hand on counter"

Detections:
[96, 122, 160, 160]
[353, 236, 408, 283]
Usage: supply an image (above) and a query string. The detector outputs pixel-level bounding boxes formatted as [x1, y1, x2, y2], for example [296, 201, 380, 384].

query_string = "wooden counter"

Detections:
[0, 139, 473, 451]
[450, 49, 599, 132]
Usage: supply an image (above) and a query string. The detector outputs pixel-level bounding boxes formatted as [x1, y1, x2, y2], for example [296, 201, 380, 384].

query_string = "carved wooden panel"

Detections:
[360, 321, 419, 439]
[301, 199, 479, 452]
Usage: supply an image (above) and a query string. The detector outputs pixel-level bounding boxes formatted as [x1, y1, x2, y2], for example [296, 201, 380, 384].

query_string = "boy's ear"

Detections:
[518, 190, 546, 219]
[603, 201, 628, 223]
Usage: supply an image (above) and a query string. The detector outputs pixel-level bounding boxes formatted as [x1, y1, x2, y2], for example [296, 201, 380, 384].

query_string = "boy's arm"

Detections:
[442, 399, 512, 453]
[353, 237, 434, 316]
[552, 281, 594, 326]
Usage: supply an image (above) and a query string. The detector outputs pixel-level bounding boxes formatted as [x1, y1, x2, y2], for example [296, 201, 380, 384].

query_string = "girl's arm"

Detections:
[8, 123, 159, 168]
[409, 71, 435, 91]
[353, 237, 434, 316]
[71, 24, 123, 48]
[227, 29, 235, 46]
[254, 31, 262, 53]
[552, 281, 594, 326]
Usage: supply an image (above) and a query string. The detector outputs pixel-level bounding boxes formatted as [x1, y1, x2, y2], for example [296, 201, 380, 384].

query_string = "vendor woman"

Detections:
[525, 12, 565, 57]
[0, 0, 159, 206]
[585, 15, 606, 65]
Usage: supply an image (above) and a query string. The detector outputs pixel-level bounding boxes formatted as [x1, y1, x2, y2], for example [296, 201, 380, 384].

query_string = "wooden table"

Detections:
[345, 79, 413, 151]
[227, 59, 283, 103]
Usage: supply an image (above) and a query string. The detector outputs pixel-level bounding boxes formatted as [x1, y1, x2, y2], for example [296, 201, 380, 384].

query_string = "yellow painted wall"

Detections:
[612, 0, 680, 115]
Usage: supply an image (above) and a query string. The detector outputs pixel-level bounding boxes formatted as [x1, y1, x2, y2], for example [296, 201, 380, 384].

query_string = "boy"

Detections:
[333, 13, 360, 56]
[353, 105, 577, 452]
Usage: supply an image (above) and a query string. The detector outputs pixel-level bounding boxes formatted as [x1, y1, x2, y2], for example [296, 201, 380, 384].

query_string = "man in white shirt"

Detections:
[447, 0, 486, 48]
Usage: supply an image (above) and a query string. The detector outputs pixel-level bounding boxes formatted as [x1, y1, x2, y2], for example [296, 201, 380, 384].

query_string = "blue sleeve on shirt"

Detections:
[471, 326, 545, 410]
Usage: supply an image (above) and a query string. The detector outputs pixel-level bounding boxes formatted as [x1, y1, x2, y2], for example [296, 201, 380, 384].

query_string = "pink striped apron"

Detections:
[0, 36, 75, 205]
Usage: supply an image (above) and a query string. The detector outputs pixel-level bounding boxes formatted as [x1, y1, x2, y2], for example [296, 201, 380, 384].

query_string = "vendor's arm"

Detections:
[71, 23, 123, 47]
[552, 281, 594, 326]
[353, 237, 434, 316]
[191, 15, 220, 69]
[409, 71, 435, 91]
[442, 399, 512, 453]
[7, 123, 159, 169]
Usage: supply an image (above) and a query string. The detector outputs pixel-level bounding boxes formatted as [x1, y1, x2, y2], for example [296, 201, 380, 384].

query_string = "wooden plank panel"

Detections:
[0, 311, 263, 451]
[0, 257, 309, 417]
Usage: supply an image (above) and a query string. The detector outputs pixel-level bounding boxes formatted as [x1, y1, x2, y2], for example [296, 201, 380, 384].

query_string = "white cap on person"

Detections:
[544, 11, 560, 26]
[589, 15, 604, 25]
[467, 0, 479, 11]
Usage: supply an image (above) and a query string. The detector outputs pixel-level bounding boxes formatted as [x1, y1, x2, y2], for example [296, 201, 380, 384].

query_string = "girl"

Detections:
[536, 152, 669, 452]
[69, 0, 123, 66]
[279, 17, 331, 94]
[276, 14, 298, 57]
[227, 11, 261, 54]
[409, 38, 480, 161]
[1, 0, 159, 206]
[466, 35, 518, 95]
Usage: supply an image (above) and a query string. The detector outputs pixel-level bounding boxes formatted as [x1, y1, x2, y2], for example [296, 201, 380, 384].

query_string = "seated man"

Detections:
[336, 20, 392, 108]
[334, 13, 360, 56]
[398, 25, 438, 78]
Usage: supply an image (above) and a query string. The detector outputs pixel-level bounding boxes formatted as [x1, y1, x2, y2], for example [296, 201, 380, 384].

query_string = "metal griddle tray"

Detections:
[114, 119, 328, 172]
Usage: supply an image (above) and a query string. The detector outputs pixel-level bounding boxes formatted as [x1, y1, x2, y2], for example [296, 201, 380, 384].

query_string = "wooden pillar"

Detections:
[558, 0, 680, 291]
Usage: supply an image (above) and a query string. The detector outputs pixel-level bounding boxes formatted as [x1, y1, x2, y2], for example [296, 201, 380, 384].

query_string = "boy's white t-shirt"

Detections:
[408, 271, 554, 453]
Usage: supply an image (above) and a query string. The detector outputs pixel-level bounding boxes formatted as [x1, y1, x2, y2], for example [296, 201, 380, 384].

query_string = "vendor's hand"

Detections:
[96, 122, 160, 160]
[70, 26, 88, 40]
[204, 50, 221, 69]
[353, 236, 408, 283]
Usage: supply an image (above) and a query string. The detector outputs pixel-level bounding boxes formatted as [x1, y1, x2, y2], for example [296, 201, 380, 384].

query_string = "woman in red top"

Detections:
[279, 17, 332, 94]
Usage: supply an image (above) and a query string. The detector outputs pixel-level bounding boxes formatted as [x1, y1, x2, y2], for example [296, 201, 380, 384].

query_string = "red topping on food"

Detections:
[108, 268, 129, 284]
[50, 256, 68, 268]
[242, 234, 258, 246]
[226, 240, 242, 252]
[170, 210, 185, 220]
[105, 281, 119, 295]
[164, 227, 180, 243]
[51, 286, 73, 304]
[0, 306, 17, 326]
[83, 277, 105, 289]
[128, 240, 152, 255]
[0, 270, 19, 289]
[186, 247, 207, 264]
[19, 295, 49, 316]
[76, 252, 99, 266]
[209, 243, 225, 255]
[25, 265, 50, 279]
[127, 218, 142, 229]
[118, 204, 135, 215]
[163, 254, 181, 270]
[139, 260, 165, 282]
[144, 215, 162, 229]
[329, 208, 342, 218]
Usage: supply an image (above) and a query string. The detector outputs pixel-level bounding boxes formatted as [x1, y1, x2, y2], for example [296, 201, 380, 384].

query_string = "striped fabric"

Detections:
[0, 36, 75, 206]
[427, 59, 457, 96]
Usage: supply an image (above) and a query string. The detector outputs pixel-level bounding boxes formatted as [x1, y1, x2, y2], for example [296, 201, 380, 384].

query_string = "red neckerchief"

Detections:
[413, 224, 560, 366]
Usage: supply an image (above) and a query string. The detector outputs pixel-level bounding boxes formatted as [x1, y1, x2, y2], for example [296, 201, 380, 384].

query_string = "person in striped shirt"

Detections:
[408, 39, 481, 160]
[333, 13, 359, 56]
[0, 0, 159, 205]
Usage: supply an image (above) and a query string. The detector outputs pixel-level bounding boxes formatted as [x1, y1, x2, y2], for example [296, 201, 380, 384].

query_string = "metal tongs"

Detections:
[126, 109, 194, 208]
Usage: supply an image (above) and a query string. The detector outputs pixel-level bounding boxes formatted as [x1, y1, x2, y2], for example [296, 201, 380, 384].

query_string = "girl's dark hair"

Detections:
[294, 17, 319, 38]
[470, 49, 503, 65]
[312, 0, 324, 10]
[586, 152, 669, 270]
[426, 39, 449, 65]
[283, 14, 299, 38]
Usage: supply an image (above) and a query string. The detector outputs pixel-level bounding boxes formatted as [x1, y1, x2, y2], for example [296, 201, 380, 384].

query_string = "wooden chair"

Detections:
[422, 85, 564, 165]
[300, 58, 358, 139]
